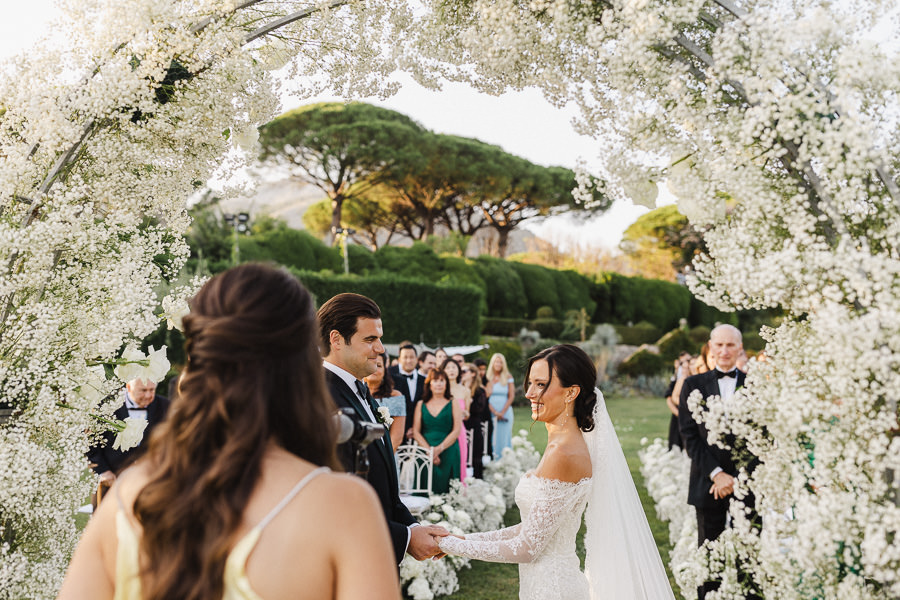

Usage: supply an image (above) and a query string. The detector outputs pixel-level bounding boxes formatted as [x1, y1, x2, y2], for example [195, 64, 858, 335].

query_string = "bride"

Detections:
[438, 344, 675, 599]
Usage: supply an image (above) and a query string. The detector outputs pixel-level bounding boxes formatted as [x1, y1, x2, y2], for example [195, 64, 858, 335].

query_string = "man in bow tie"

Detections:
[388, 343, 425, 441]
[679, 324, 758, 599]
[318, 293, 448, 565]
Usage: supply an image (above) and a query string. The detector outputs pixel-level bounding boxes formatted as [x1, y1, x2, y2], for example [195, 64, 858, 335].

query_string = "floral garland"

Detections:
[409, 1, 900, 597]
[0, 1, 411, 596]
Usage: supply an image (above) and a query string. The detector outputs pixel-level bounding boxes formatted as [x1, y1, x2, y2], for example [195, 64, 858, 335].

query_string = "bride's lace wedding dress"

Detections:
[439, 472, 592, 599]
[438, 390, 675, 600]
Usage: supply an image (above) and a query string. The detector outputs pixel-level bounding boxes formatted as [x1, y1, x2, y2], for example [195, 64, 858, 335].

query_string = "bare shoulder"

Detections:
[536, 436, 592, 483]
[390, 390, 403, 397]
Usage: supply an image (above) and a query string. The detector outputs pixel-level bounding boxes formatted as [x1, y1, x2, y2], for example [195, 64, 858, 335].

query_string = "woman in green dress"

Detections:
[411, 368, 462, 494]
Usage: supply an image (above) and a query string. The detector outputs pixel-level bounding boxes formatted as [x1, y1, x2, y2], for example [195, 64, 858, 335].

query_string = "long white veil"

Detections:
[583, 388, 675, 599]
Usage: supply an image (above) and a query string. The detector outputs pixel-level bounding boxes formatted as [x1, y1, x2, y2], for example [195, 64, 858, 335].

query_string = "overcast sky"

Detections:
[0, 1, 662, 251]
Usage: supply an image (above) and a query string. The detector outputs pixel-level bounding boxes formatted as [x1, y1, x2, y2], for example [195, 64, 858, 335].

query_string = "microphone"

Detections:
[333, 408, 386, 446]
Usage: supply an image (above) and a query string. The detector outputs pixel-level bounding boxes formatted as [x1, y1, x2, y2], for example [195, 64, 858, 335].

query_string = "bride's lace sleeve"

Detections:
[438, 478, 583, 564]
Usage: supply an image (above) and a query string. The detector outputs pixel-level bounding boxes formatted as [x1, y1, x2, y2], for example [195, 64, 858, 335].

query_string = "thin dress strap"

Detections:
[255, 466, 330, 531]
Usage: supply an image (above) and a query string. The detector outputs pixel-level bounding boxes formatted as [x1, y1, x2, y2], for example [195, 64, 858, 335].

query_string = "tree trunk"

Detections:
[329, 194, 343, 247]
[496, 227, 511, 258]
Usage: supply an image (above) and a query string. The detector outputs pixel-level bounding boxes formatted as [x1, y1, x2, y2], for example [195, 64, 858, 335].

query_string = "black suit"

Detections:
[679, 369, 759, 599]
[325, 369, 416, 564]
[87, 394, 170, 475]
[388, 365, 425, 438]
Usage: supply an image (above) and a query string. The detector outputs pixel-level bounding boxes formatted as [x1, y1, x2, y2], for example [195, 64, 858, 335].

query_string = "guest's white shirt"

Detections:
[710, 367, 739, 480]
[397, 367, 418, 399]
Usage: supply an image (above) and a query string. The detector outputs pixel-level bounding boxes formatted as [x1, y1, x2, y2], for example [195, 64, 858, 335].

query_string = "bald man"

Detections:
[679, 325, 759, 599]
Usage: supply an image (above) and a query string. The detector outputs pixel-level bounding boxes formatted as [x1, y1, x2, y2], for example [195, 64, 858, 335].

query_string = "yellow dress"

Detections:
[113, 467, 330, 600]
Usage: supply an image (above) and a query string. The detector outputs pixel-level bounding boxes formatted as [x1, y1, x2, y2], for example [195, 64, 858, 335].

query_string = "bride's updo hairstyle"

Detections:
[134, 263, 339, 600]
[525, 344, 598, 432]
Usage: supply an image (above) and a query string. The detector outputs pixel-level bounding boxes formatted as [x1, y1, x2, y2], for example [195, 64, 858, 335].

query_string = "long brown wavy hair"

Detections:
[133, 263, 339, 600]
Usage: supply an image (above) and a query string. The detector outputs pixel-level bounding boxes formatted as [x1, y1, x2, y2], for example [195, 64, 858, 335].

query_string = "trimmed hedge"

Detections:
[481, 317, 530, 337]
[689, 296, 739, 328]
[290, 269, 484, 344]
[471, 256, 528, 318]
[618, 349, 668, 377]
[614, 321, 662, 346]
[657, 328, 698, 361]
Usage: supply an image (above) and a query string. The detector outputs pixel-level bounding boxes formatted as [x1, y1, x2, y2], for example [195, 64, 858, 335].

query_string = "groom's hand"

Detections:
[408, 524, 450, 560]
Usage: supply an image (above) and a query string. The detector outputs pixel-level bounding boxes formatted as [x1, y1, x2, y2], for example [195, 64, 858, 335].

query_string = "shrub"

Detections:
[477, 336, 526, 385]
[373, 242, 443, 281]
[535, 305, 555, 319]
[689, 296, 739, 328]
[688, 325, 711, 346]
[617, 349, 667, 377]
[530, 318, 564, 339]
[614, 321, 662, 346]
[346, 244, 378, 274]
[657, 328, 698, 361]
[510, 261, 561, 317]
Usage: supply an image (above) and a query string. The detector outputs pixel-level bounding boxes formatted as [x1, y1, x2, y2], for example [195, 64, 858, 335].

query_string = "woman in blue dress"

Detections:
[365, 352, 406, 450]
[486, 353, 515, 459]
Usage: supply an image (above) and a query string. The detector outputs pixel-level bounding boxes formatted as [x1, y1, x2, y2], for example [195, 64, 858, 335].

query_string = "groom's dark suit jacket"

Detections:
[678, 369, 747, 511]
[325, 369, 416, 564]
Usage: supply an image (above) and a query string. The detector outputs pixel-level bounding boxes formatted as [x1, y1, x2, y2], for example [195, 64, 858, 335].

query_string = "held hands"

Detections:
[408, 524, 450, 561]
[710, 472, 735, 500]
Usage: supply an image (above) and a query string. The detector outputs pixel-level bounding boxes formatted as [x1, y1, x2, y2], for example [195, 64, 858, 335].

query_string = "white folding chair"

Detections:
[395, 442, 434, 516]
[465, 427, 475, 471]
[481, 421, 492, 465]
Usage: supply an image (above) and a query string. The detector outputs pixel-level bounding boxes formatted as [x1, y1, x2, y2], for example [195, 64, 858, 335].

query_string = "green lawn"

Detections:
[449, 395, 684, 600]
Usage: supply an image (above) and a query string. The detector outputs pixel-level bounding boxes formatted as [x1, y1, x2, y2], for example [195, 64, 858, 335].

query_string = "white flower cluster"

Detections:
[0, 1, 413, 595]
[410, 1, 900, 597]
[401, 436, 537, 598]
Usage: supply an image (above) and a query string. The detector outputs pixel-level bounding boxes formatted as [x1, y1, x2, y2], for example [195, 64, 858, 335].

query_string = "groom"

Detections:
[317, 292, 448, 564]
[679, 324, 759, 599]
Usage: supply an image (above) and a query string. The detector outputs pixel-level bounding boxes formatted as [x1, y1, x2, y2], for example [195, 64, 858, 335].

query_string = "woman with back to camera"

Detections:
[58, 264, 400, 600]
[439, 344, 674, 600]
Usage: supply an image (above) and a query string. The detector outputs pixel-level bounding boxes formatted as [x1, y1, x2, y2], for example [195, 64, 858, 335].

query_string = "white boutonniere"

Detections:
[112, 417, 148, 451]
[377, 406, 393, 427]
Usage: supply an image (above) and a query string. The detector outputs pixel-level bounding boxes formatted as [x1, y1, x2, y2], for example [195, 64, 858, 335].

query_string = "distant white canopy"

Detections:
[382, 343, 488, 359]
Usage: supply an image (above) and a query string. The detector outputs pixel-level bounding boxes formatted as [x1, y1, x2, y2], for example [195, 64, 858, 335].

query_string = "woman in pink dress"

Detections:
[442, 358, 470, 483]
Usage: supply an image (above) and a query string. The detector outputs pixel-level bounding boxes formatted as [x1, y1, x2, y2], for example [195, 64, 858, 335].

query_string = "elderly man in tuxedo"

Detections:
[87, 378, 170, 484]
[317, 293, 448, 565]
[679, 324, 759, 599]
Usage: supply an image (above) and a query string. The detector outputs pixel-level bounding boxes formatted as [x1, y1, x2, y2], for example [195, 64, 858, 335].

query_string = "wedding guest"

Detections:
[462, 363, 490, 479]
[434, 347, 448, 365]
[418, 350, 437, 377]
[664, 352, 692, 450]
[86, 378, 170, 486]
[736, 348, 749, 373]
[473, 358, 488, 385]
[367, 353, 406, 450]
[451, 352, 465, 365]
[389, 343, 425, 442]
[318, 293, 448, 564]
[411, 369, 462, 494]
[442, 358, 470, 483]
[679, 324, 760, 599]
[59, 264, 401, 600]
[486, 353, 515, 459]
